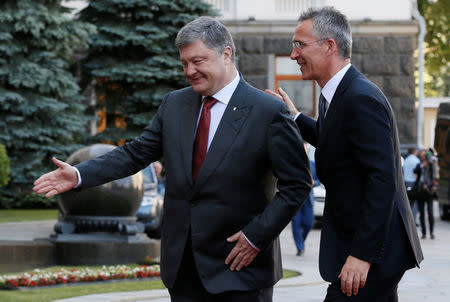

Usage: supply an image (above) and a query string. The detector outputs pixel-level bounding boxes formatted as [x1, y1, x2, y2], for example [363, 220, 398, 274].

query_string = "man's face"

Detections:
[179, 39, 231, 96]
[419, 150, 426, 161]
[290, 20, 329, 86]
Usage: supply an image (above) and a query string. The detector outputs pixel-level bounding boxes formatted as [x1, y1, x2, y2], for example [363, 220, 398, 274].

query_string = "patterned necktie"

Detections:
[192, 96, 218, 181]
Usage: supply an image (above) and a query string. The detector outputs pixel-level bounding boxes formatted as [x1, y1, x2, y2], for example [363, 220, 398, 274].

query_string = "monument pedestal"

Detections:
[55, 233, 160, 266]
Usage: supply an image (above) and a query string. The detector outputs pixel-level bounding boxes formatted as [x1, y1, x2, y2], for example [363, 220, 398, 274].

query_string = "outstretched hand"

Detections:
[265, 87, 299, 117]
[33, 157, 78, 198]
[225, 230, 259, 271]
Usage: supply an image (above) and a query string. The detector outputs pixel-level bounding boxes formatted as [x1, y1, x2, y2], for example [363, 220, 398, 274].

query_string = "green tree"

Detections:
[78, 0, 216, 143]
[0, 0, 95, 201]
[418, 0, 450, 96]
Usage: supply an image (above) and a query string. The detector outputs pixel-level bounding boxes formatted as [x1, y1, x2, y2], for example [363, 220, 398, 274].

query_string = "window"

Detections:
[275, 56, 317, 117]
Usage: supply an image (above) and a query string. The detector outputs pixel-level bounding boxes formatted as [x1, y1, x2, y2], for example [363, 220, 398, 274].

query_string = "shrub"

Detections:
[0, 190, 59, 209]
[14, 192, 59, 209]
[0, 143, 10, 187]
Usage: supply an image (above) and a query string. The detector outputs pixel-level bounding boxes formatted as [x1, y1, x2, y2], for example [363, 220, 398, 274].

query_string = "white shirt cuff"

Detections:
[73, 167, 82, 188]
[243, 232, 260, 252]
[294, 112, 302, 121]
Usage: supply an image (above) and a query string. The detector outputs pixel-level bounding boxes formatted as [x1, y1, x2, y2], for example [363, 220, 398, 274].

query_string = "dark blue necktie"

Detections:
[318, 93, 327, 132]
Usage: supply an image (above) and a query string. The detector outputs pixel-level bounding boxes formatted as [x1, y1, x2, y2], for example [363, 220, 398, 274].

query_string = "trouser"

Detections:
[418, 198, 434, 236]
[323, 272, 404, 302]
[169, 236, 273, 302]
[291, 196, 314, 252]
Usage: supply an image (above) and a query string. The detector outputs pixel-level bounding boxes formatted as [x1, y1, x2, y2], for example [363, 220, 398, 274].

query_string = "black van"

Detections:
[434, 103, 450, 220]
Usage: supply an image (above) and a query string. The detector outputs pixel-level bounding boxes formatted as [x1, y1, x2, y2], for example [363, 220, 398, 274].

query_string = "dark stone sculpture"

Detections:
[52, 144, 159, 266]
[55, 144, 143, 235]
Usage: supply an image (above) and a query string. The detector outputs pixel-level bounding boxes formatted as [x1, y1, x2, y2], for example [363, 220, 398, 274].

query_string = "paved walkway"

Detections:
[1, 202, 450, 302]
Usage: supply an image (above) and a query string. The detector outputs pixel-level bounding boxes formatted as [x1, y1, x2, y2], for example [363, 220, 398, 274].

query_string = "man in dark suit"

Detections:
[266, 7, 423, 302]
[33, 16, 312, 301]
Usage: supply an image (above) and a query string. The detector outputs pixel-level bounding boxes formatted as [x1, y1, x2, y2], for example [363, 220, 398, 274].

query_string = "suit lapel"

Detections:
[180, 94, 202, 188]
[193, 80, 252, 192]
[318, 66, 360, 146]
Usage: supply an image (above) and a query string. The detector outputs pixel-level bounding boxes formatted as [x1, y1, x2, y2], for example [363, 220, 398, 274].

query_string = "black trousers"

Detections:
[323, 272, 404, 302]
[418, 198, 434, 236]
[169, 237, 273, 302]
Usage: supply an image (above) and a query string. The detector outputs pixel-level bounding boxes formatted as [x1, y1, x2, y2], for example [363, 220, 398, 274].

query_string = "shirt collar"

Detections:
[202, 72, 240, 105]
[321, 63, 351, 105]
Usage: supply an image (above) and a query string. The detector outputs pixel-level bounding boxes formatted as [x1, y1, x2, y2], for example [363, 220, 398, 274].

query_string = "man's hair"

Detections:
[175, 16, 236, 61]
[408, 146, 417, 155]
[299, 7, 352, 59]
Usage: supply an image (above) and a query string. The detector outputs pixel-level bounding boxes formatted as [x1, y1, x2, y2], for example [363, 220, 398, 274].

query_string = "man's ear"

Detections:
[222, 46, 233, 63]
[326, 38, 338, 56]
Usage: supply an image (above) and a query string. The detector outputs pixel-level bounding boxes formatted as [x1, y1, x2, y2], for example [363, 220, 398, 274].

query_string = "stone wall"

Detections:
[230, 25, 417, 144]
[352, 35, 417, 143]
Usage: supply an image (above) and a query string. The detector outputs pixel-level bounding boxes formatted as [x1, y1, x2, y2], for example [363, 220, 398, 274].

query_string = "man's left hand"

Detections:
[225, 231, 259, 271]
[339, 255, 371, 296]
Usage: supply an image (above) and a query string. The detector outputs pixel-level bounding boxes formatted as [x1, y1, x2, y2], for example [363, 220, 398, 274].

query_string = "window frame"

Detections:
[274, 56, 317, 117]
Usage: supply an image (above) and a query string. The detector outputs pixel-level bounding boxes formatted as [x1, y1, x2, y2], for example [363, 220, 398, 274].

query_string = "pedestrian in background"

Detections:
[153, 161, 165, 196]
[292, 143, 320, 256]
[414, 149, 436, 239]
[403, 146, 420, 224]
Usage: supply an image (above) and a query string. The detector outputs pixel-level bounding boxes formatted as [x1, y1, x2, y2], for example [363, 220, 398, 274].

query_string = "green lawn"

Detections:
[0, 209, 58, 223]
[0, 267, 298, 302]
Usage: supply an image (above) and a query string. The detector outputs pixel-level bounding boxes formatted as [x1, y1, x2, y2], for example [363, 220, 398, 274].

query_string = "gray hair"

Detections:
[299, 7, 352, 59]
[175, 16, 236, 61]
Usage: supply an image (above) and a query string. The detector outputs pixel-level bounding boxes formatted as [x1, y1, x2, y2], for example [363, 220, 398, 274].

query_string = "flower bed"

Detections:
[0, 264, 160, 289]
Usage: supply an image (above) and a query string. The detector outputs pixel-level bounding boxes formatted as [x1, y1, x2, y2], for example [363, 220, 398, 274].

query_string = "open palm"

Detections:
[33, 157, 78, 197]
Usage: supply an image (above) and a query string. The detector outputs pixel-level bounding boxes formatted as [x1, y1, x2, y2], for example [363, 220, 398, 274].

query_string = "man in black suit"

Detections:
[267, 7, 423, 302]
[34, 17, 312, 301]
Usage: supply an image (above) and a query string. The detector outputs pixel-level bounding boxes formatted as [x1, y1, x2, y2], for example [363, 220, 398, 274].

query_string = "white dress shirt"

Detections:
[196, 72, 240, 150]
[320, 63, 351, 113]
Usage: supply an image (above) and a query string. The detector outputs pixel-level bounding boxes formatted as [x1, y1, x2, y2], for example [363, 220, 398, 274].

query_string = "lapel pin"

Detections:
[233, 107, 237, 111]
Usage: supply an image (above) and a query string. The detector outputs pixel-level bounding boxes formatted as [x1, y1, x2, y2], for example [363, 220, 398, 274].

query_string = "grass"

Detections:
[0, 209, 58, 223]
[283, 269, 300, 279]
[0, 266, 298, 302]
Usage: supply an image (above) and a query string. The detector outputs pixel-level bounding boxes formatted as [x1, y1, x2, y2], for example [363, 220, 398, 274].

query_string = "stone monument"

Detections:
[53, 144, 159, 265]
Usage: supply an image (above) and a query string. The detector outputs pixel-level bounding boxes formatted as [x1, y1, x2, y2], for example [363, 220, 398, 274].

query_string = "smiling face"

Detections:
[179, 39, 233, 96]
[290, 19, 330, 87]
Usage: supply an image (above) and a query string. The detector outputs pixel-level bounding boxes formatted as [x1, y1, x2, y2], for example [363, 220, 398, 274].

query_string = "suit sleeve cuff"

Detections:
[243, 232, 260, 252]
[73, 167, 82, 188]
[294, 112, 302, 121]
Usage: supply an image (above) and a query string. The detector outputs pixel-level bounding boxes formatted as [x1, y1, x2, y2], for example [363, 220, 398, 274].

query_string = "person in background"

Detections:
[153, 161, 165, 196]
[292, 143, 320, 256]
[427, 148, 439, 193]
[403, 146, 420, 224]
[415, 149, 436, 239]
